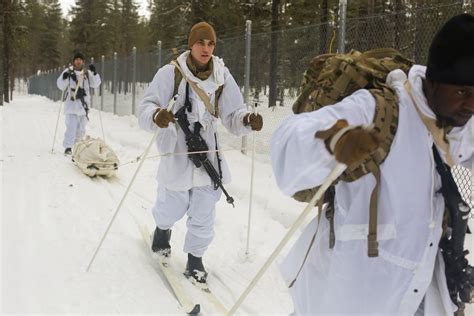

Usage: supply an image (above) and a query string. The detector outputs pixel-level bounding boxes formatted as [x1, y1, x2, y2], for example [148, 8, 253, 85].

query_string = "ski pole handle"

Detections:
[167, 95, 177, 112]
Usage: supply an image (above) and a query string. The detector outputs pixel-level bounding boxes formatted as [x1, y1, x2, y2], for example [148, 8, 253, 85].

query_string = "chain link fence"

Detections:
[27, 2, 472, 206]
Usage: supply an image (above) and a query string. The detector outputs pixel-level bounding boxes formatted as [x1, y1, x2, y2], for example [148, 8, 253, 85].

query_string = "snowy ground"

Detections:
[1, 94, 303, 314]
[2, 94, 473, 315]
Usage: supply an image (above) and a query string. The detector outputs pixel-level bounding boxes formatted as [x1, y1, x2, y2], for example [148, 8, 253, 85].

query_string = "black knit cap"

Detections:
[426, 13, 474, 86]
[73, 51, 85, 61]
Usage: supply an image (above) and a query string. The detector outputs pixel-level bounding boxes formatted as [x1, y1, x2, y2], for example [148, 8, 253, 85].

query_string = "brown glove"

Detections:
[244, 113, 263, 131]
[315, 119, 381, 167]
[153, 108, 176, 128]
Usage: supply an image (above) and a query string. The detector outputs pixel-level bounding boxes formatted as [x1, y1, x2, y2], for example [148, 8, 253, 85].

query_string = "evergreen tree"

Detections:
[134, 17, 149, 52]
[4, 0, 30, 101]
[1, 0, 10, 103]
[268, 0, 281, 108]
[107, 0, 121, 54]
[119, 0, 141, 55]
[69, 0, 111, 61]
[148, 0, 190, 50]
[39, 0, 62, 69]
[22, 0, 45, 73]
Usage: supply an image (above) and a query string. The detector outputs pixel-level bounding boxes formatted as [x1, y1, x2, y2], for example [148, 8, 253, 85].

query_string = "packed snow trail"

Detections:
[2, 94, 472, 315]
[1, 94, 296, 314]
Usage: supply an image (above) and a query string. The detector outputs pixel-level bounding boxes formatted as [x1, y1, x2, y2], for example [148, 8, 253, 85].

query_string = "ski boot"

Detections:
[151, 226, 171, 257]
[185, 253, 208, 284]
[64, 148, 72, 155]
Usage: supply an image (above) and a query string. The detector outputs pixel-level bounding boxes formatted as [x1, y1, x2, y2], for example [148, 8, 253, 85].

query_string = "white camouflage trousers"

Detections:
[152, 185, 222, 257]
[63, 114, 87, 149]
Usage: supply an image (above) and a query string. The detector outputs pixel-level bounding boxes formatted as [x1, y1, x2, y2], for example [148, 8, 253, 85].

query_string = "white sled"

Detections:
[72, 136, 119, 177]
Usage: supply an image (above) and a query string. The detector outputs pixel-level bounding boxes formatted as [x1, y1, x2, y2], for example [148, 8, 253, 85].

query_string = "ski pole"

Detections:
[86, 100, 176, 272]
[91, 72, 106, 142]
[98, 108, 106, 142]
[85, 128, 158, 272]
[227, 162, 346, 315]
[51, 89, 66, 153]
[245, 102, 259, 255]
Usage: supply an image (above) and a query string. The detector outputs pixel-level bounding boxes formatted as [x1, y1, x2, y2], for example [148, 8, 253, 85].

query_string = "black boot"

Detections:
[185, 253, 208, 284]
[151, 227, 171, 257]
[64, 148, 72, 155]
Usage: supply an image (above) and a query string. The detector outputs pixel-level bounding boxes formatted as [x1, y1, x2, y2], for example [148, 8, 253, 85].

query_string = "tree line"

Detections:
[1, 0, 472, 105]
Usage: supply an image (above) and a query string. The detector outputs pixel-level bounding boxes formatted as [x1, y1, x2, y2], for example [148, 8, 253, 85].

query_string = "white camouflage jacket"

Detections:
[57, 68, 101, 116]
[271, 65, 473, 315]
[138, 51, 252, 191]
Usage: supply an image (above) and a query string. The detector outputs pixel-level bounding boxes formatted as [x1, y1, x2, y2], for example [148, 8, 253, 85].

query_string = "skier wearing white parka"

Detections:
[138, 22, 263, 284]
[57, 52, 101, 155]
[271, 14, 474, 315]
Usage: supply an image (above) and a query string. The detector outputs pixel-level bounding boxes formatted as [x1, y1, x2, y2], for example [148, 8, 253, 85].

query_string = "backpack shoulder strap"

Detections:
[214, 85, 224, 118]
[173, 65, 182, 98]
[171, 60, 219, 117]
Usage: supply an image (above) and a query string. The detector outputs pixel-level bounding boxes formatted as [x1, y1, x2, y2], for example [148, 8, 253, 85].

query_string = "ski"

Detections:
[138, 224, 201, 315]
[185, 273, 229, 314]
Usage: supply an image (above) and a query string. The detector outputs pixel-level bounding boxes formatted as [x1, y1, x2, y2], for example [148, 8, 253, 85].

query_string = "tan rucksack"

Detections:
[292, 48, 413, 257]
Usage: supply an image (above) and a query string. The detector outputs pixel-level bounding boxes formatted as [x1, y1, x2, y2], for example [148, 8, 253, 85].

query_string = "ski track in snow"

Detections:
[2, 94, 297, 315]
[2, 94, 472, 315]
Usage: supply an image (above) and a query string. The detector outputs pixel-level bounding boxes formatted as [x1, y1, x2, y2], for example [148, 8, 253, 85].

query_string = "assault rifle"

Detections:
[174, 83, 235, 207]
[433, 146, 473, 312]
[69, 68, 90, 120]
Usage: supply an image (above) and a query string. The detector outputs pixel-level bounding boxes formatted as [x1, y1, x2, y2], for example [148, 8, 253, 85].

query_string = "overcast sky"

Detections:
[59, 0, 150, 19]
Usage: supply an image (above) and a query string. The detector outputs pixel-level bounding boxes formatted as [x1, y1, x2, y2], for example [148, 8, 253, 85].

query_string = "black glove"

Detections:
[70, 72, 77, 81]
[89, 64, 96, 75]
[62, 71, 69, 80]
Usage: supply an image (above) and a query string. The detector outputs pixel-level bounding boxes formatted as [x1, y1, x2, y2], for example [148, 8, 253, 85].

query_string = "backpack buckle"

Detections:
[367, 234, 379, 257]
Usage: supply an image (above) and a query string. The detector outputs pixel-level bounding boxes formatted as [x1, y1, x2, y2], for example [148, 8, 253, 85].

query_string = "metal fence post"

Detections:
[113, 52, 117, 114]
[157, 40, 162, 69]
[132, 47, 137, 115]
[101, 55, 104, 111]
[90, 57, 94, 108]
[338, 0, 347, 54]
[244, 20, 252, 110]
[242, 20, 252, 155]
